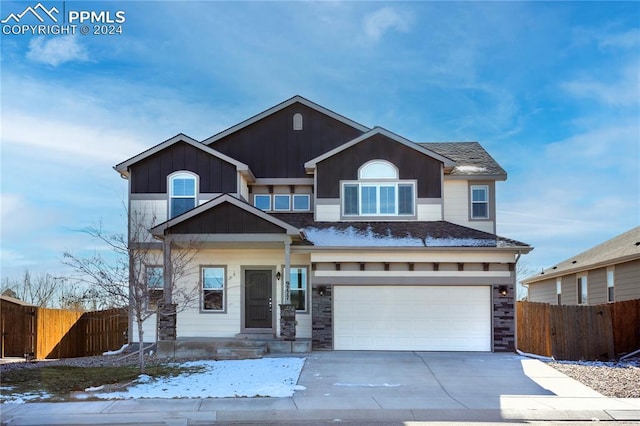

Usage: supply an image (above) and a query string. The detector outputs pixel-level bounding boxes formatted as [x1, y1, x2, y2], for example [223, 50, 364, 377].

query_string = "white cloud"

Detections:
[561, 62, 640, 107]
[597, 28, 640, 50]
[362, 7, 411, 42]
[26, 36, 89, 66]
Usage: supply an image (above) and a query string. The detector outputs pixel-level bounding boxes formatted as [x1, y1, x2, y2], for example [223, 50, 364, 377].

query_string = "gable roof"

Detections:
[304, 127, 456, 173]
[523, 226, 640, 284]
[151, 194, 301, 237]
[0, 294, 36, 306]
[114, 133, 254, 181]
[203, 95, 370, 146]
[420, 142, 507, 179]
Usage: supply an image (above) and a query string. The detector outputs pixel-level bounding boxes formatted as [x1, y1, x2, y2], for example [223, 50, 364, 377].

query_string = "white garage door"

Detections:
[334, 286, 491, 351]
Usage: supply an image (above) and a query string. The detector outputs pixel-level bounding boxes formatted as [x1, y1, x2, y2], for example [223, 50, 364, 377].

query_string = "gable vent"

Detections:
[293, 113, 303, 131]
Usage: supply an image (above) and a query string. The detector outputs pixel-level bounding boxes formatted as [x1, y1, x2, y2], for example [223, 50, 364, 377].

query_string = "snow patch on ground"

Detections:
[103, 344, 129, 356]
[91, 357, 306, 399]
[0, 387, 51, 404]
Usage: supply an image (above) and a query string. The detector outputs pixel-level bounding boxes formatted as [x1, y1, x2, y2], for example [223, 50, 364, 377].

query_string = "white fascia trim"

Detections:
[150, 193, 301, 237]
[114, 133, 254, 181]
[202, 96, 370, 146]
[304, 127, 456, 172]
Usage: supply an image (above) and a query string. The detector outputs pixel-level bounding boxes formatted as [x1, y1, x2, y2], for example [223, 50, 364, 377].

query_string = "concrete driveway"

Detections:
[2, 351, 640, 425]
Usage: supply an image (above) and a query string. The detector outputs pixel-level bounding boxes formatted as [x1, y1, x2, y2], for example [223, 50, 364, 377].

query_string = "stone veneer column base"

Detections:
[311, 284, 332, 350]
[493, 284, 515, 352]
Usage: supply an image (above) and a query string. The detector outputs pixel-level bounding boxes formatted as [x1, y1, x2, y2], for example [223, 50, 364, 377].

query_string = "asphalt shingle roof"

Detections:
[523, 226, 640, 283]
[420, 142, 507, 177]
[272, 213, 529, 248]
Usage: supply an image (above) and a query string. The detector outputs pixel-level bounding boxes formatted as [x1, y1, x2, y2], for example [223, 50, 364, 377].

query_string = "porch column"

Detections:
[162, 237, 172, 304]
[284, 238, 291, 303]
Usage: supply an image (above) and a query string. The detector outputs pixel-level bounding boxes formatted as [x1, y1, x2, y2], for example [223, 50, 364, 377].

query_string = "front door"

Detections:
[244, 270, 273, 329]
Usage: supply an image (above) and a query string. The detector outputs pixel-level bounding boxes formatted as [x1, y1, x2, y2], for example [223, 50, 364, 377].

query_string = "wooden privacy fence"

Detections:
[517, 299, 640, 360]
[1, 298, 128, 359]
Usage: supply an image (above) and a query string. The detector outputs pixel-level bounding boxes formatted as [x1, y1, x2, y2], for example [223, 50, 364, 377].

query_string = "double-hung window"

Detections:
[170, 172, 197, 218]
[607, 267, 615, 303]
[471, 185, 489, 219]
[343, 160, 414, 217]
[146, 266, 164, 310]
[202, 266, 225, 312]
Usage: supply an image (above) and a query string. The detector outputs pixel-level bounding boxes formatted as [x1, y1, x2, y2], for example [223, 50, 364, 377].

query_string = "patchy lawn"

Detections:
[1, 357, 306, 403]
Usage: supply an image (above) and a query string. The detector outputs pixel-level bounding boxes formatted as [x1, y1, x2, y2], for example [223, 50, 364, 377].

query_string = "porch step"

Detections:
[215, 346, 267, 360]
[156, 337, 311, 360]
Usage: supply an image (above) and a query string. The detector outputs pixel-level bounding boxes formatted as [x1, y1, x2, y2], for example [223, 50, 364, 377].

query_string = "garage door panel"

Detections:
[334, 286, 491, 351]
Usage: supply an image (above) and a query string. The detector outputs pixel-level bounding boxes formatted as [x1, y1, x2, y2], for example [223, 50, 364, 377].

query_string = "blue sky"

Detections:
[1, 1, 639, 282]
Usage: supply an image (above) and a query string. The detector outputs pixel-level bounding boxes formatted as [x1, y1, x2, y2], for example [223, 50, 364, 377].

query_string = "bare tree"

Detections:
[1, 271, 66, 308]
[516, 261, 536, 301]
[63, 209, 200, 372]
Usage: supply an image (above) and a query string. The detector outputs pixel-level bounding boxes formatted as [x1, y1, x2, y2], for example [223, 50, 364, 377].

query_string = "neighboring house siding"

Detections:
[316, 134, 442, 199]
[210, 103, 363, 179]
[528, 278, 556, 304]
[167, 203, 287, 234]
[130, 141, 238, 193]
[616, 259, 640, 301]
[588, 267, 607, 305]
[562, 274, 577, 305]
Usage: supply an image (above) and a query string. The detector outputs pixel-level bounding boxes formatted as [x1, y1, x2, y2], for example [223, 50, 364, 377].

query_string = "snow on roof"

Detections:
[303, 226, 497, 247]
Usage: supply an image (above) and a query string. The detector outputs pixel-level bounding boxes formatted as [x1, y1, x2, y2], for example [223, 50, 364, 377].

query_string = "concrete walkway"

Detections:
[2, 351, 640, 425]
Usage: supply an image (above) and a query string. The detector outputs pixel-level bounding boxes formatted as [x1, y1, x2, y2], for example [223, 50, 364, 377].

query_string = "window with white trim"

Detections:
[146, 266, 164, 310]
[470, 185, 489, 219]
[577, 274, 588, 305]
[607, 267, 615, 303]
[169, 172, 197, 218]
[342, 160, 414, 216]
[290, 267, 308, 312]
[273, 194, 291, 211]
[292, 194, 310, 211]
[254, 194, 271, 211]
[202, 266, 225, 312]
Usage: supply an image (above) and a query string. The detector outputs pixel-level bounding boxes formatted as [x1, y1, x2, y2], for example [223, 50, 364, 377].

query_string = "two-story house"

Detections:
[114, 96, 531, 355]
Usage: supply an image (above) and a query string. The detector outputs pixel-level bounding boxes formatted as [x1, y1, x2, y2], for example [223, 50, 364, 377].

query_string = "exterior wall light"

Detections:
[276, 272, 281, 281]
[498, 285, 508, 297]
[317, 285, 326, 296]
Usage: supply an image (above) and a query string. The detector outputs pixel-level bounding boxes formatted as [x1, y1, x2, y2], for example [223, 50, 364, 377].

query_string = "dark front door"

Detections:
[244, 270, 273, 329]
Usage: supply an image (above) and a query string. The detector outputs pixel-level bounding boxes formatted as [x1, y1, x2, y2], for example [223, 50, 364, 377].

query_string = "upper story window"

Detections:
[169, 172, 197, 218]
[342, 160, 414, 217]
[470, 185, 489, 219]
[253, 193, 311, 212]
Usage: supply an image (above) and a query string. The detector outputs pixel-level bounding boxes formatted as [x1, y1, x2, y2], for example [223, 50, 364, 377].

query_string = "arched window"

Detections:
[293, 113, 303, 131]
[358, 160, 398, 179]
[343, 160, 414, 217]
[169, 172, 198, 218]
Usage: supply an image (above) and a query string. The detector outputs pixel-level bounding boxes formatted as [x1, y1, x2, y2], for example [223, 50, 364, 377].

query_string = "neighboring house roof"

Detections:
[0, 294, 36, 306]
[523, 226, 640, 284]
[420, 142, 507, 179]
[114, 133, 255, 181]
[304, 127, 456, 173]
[271, 213, 531, 249]
[151, 194, 302, 238]
[202, 95, 370, 145]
